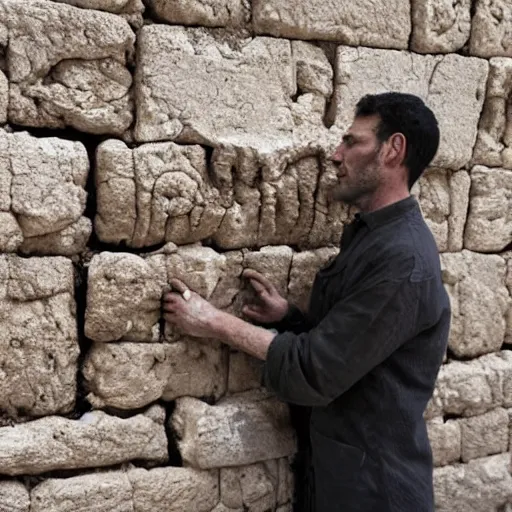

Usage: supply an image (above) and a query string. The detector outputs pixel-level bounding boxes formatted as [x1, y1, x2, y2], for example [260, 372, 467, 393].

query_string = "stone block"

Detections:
[412, 169, 470, 252]
[434, 453, 512, 511]
[277, 458, 294, 506]
[0, 481, 29, 512]
[0, 406, 167, 476]
[460, 408, 510, 462]
[411, 0, 471, 53]
[441, 251, 510, 357]
[464, 167, 512, 252]
[0, 255, 78, 417]
[0, 71, 7, 124]
[506, 253, 512, 345]
[0, 130, 91, 255]
[426, 417, 461, 467]
[470, 0, 512, 58]
[473, 58, 512, 169]
[252, 0, 410, 49]
[1, 0, 134, 134]
[227, 350, 264, 394]
[50, 0, 143, 14]
[83, 340, 228, 409]
[333, 48, 488, 170]
[172, 391, 296, 469]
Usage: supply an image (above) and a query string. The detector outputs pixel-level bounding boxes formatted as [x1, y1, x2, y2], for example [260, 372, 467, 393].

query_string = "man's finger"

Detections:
[170, 278, 192, 301]
[243, 269, 274, 294]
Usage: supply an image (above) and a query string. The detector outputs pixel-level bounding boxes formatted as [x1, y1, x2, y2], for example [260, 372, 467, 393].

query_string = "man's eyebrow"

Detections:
[342, 133, 356, 142]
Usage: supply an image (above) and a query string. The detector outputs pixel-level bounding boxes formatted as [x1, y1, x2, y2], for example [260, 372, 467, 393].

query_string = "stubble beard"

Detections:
[331, 161, 381, 207]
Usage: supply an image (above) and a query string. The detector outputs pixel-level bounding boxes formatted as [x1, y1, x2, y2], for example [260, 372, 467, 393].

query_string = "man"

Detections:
[163, 92, 451, 512]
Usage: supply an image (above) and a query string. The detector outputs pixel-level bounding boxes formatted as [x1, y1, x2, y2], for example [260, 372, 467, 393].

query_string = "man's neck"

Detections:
[356, 188, 411, 213]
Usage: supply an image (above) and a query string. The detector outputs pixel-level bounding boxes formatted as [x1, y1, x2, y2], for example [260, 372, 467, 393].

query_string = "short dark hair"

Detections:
[355, 92, 440, 188]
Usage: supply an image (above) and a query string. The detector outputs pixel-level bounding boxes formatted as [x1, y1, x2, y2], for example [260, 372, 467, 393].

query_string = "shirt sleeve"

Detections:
[262, 253, 419, 407]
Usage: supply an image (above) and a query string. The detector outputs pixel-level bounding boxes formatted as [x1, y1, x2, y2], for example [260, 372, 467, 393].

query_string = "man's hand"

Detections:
[163, 278, 222, 339]
[242, 269, 289, 324]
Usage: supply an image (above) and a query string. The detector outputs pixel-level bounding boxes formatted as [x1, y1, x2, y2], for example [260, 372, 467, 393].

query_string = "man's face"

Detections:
[330, 115, 383, 205]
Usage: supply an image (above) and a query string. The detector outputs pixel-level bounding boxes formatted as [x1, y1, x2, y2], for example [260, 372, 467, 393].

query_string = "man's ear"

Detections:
[385, 133, 407, 166]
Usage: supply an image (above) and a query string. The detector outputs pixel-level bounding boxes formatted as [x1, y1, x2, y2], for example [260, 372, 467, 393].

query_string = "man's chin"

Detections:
[329, 187, 357, 205]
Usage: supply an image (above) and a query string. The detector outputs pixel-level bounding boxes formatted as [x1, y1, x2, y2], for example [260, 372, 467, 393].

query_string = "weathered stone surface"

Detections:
[30, 466, 219, 512]
[460, 408, 510, 462]
[1, 0, 134, 134]
[470, 0, 512, 58]
[0, 481, 29, 512]
[473, 58, 512, 169]
[0, 131, 90, 255]
[411, 0, 471, 53]
[227, 350, 264, 394]
[506, 253, 512, 345]
[83, 340, 228, 409]
[425, 351, 512, 419]
[464, 167, 512, 252]
[427, 417, 461, 467]
[0, 255, 78, 417]
[0, 71, 7, 124]
[434, 453, 512, 511]
[51, 0, 143, 14]
[172, 391, 296, 469]
[412, 169, 470, 252]
[148, 0, 248, 27]
[252, 0, 410, 49]
[0, 406, 167, 476]
[334, 48, 488, 170]
[441, 251, 510, 357]
[277, 458, 294, 506]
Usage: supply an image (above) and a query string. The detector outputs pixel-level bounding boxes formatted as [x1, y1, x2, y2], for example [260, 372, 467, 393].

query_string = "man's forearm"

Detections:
[211, 311, 275, 360]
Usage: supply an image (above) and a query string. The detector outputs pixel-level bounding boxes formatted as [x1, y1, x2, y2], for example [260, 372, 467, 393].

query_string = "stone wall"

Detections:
[0, 0, 511, 510]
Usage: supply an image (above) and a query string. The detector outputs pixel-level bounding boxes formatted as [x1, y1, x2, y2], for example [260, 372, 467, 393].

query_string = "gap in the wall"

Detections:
[164, 402, 183, 467]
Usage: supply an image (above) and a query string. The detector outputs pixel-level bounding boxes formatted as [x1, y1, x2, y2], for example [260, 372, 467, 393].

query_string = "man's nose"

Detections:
[331, 144, 344, 163]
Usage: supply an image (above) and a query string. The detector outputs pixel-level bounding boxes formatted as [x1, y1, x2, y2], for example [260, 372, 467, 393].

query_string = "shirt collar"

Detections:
[356, 196, 419, 230]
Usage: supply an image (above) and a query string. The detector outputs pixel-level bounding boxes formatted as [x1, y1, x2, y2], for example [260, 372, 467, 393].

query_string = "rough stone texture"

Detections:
[434, 453, 512, 511]
[425, 351, 512, 419]
[148, 0, 249, 28]
[0, 406, 167, 476]
[1, 0, 134, 134]
[0, 71, 7, 124]
[30, 467, 219, 512]
[252, 0, 411, 49]
[227, 349, 264, 394]
[51, 0, 144, 14]
[333, 48, 488, 170]
[426, 417, 461, 467]
[464, 167, 512, 252]
[473, 58, 512, 169]
[0, 130, 91, 255]
[172, 391, 296, 469]
[411, 0, 471, 53]
[470, 0, 512, 58]
[412, 169, 470, 252]
[460, 408, 510, 462]
[506, 252, 512, 345]
[0, 255, 78, 418]
[0, 481, 29, 512]
[83, 340, 228, 409]
[441, 251, 510, 357]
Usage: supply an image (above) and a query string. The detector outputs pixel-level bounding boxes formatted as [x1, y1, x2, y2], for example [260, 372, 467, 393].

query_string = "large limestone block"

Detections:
[0, 481, 29, 512]
[464, 167, 512, 252]
[470, 0, 512, 58]
[426, 417, 461, 467]
[460, 408, 510, 462]
[411, 0, 471, 53]
[172, 391, 296, 469]
[51, 0, 143, 14]
[0, 255, 78, 417]
[134, 25, 295, 147]
[0, 131, 91, 255]
[506, 252, 512, 345]
[472, 58, 512, 169]
[441, 251, 510, 357]
[83, 340, 228, 409]
[434, 453, 512, 511]
[0, 406, 167, 476]
[30, 466, 219, 512]
[252, 0, 410, 49]
[1, 0, 134, 134]
[334, 48, 488, 170]
[412, 169, 470, 252]
[426, 351, 512, 418]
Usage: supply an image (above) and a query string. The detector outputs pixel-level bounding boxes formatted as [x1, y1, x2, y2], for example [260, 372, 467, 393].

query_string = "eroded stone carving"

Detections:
[333, 48, 488, 170]
[0, 255, 78, 417]
[464, 166, 512, 252]
[252, 0, 411, 49]
[1, 0, 134, 134]
[172, 391, 296, 469]
[441, 251, 510, 357]
[0, 130, 91, 255]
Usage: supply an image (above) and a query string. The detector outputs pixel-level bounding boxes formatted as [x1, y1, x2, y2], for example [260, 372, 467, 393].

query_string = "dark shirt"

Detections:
[263, 196, 451, 512]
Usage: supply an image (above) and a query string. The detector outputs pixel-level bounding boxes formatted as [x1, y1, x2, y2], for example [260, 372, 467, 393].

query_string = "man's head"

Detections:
[330, 92, 440, 209]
